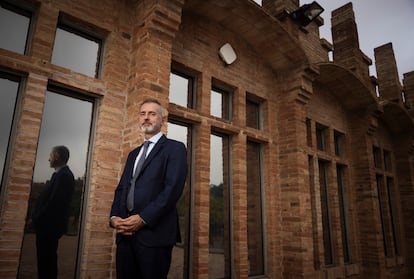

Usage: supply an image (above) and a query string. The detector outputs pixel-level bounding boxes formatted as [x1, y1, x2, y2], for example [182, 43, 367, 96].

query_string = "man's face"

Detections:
[48, 150, 59, 168]
[139, 102, 164, 137]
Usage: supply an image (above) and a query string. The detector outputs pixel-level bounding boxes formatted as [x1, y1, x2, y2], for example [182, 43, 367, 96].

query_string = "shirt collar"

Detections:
[146, 132, 163, 145]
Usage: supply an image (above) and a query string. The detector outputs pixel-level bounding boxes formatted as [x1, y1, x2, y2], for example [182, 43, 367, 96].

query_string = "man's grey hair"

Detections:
[141, 98, 166, 117]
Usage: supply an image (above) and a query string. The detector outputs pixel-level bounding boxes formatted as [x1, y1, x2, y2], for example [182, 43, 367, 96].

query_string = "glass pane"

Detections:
[209, 134, 230, 278]
[337, 165, 350, 263]
[170, 72, 190, 107]
[386, 177, 399, 256]
[0, 4, 30, 54]
[247, 141, 264, 275]
[316, 126, 325, 151]
[167, 121, 191, 279]
[319, 161, 333, 265]
[0, 75, 19, 186]
[376, 175, 390, 257]
[306, 118, 312, 147]
[373, 146, 382, 168]
[19, 91, 93, 278]
[211, 89, 222, 118]
[52, 27, 100, 77]
[246, 99, 260, 129]
[384, 150, 392, 171]
[334, 131, 344, 157]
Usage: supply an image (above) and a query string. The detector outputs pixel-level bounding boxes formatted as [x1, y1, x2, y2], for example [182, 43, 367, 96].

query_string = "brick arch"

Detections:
[182, 0, 309, 72]
[380, 101, 414, 137]
[315, 62, 377, 110]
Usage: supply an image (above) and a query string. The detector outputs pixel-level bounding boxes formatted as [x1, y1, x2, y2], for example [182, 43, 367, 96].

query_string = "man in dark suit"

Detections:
[32, 145, 75, 279]
[110, 98, 187, 279]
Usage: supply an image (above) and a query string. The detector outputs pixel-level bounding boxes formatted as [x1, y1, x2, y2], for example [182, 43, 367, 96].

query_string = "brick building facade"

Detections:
[1, 0, 413, 278]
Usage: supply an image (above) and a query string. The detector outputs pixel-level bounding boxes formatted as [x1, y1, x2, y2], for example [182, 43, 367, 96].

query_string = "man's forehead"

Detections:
[140, 102, 160, 113]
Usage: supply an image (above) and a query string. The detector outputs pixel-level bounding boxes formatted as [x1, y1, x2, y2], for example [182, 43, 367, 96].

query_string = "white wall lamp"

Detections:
[218, 43, 237, 65]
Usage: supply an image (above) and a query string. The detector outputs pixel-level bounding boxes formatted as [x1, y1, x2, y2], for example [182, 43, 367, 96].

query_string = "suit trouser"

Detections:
[116, 235, 173, 279]
[36, 232, 60, 279]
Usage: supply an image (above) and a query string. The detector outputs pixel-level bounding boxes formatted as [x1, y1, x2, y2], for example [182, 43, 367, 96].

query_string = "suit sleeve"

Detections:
[109, 149, 137, 219]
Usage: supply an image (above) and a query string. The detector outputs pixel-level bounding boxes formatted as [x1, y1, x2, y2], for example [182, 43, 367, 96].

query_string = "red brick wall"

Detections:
[1, 1, 413, 279]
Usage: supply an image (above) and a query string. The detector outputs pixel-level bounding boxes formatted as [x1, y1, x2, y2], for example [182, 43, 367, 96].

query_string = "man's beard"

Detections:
[141, 123, 159, 134]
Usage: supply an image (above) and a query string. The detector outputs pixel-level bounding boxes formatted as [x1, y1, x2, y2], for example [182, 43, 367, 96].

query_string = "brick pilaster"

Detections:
[374, 43, 403, 104]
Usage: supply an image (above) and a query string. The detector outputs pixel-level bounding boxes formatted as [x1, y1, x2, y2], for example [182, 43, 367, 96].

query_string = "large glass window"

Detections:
[337, 165, 350, 263]
[51, 23, 102, 78]
[0, 1, 32, 54]
[211, 86, 231, 120]
[167, 121, 192, 279]
[209, 133, 231, 278]
[19, 89, 94, 278]
[0, 73, 20, 190]
[308, 120, 353, 267]
[247, 140, 264, 276]
[169, 69, 195, 108]
[374, 147, 400, 258]
[319, 160, 333, 265]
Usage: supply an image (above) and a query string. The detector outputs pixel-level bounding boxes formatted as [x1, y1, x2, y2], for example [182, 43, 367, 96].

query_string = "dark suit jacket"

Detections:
[32, 165, 75, 237]
[110, 134, 187, 247]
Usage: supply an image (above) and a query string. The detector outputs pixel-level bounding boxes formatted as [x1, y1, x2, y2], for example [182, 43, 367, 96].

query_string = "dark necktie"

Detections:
[127, 141, 150, 212]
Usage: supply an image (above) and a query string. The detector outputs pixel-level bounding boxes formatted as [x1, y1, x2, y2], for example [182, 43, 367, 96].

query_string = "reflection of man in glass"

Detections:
[32, 145, 75, 279]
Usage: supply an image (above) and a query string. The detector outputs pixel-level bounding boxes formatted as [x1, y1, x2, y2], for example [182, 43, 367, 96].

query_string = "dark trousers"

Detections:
[36, 232, 60, 279]
[116, 236, 173, 279]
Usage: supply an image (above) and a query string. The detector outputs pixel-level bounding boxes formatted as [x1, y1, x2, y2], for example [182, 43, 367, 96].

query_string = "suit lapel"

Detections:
[140, 135, 166, 171]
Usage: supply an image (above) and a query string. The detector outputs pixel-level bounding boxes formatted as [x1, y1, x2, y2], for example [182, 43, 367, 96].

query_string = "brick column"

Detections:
[403, 71, 414, 114]
[393, 138, 414, 278]
[374, 43, 403, 104]
[231, 132, 249, 278]
[125, 0, 184, 148]
[277, 69, 318, 278]
[331, 3, 372, 86]
[0, 74, 47, 278]
[191, 121, 211, 279]
[348, 108, 385, 278]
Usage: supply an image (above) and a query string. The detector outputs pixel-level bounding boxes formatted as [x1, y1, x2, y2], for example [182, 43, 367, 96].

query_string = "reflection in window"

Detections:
[0, 2, 31, 54]
[211, 87, 231, 120]
[19, 90, 94, 278]
[247, 140, 264, 276]
[52, 25, 101, 78]
[246, 95, 261, 129]
[0, 73, 20, 189]
[169, 70, 195, 108]
[167, 121, 192, 279]
[209, 133, 231, 278]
